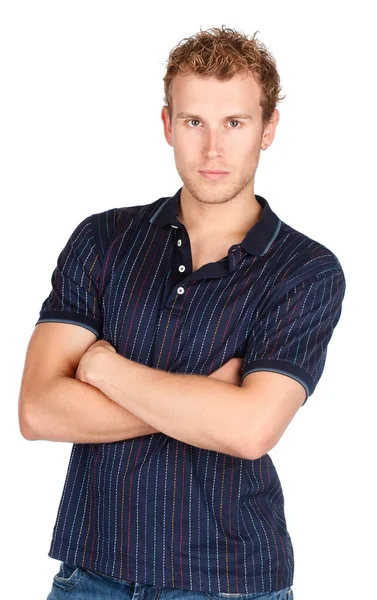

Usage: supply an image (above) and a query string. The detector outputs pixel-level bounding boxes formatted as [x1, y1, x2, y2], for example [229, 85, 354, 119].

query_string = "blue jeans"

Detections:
[46, 561, 294, 599]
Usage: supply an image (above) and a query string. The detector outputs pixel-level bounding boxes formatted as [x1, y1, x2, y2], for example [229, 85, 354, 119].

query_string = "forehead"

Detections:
[171, 71, 262, 115]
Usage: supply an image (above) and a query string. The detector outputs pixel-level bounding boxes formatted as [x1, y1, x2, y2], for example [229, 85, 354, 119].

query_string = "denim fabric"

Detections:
[46, 561, 294, 600]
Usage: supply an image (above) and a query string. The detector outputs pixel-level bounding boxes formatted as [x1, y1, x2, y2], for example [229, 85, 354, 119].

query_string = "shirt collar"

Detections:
[150, 187, 281, 257]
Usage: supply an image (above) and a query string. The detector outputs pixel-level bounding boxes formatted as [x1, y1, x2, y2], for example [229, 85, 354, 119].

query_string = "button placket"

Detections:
[171, 224, 189, 296]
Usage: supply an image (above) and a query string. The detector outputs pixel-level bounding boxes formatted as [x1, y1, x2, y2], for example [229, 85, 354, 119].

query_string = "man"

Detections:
[18, 26, 345, 599]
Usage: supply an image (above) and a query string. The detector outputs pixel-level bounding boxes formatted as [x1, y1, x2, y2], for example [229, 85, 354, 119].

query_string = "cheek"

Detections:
[173, 140, 196, 168]
[238, 140, 261, 162]
[175, 134, 196, 153]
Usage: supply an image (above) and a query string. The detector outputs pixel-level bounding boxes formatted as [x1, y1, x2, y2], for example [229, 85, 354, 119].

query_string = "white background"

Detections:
[1, 2, 375, 599]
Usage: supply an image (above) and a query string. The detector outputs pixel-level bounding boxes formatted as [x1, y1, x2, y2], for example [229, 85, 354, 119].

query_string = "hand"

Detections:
[89, 340, 117, 353]
[75, 339, 116, 384]
[208, 357, 243, 387]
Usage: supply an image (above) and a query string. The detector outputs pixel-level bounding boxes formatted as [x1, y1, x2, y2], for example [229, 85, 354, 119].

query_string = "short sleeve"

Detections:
[241, 267, 346, 405]
[35, 214, 103, 338]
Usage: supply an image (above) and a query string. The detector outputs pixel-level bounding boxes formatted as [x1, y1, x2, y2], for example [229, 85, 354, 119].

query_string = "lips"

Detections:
[199, 170, 230, 180]
[199, 170, 229, 174]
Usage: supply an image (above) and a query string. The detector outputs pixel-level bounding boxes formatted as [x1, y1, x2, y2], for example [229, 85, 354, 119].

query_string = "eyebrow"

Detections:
[176, 112, 253, 120]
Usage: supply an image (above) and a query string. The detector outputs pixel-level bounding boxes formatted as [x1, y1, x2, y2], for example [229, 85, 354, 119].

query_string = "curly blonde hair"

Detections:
[163, 25, 285, 126]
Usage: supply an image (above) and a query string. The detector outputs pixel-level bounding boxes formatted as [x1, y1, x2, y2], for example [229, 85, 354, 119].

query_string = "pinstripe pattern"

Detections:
[36, 187, 346, 594]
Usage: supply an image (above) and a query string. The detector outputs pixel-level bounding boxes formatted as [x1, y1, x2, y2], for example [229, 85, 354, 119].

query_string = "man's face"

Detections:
[161, 71, 278, 206]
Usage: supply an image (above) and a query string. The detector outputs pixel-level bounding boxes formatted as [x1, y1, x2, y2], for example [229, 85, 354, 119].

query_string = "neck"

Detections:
[178, 184, 263, 237]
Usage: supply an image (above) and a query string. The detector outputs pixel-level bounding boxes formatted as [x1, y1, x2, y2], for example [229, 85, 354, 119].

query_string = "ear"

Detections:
[161, 106, 173, 147]
[261, 109, 280, 150]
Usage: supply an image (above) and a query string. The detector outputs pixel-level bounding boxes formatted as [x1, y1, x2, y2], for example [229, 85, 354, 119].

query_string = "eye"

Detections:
[185, 119, 242, 128]
[186, 119, 201, 127]
[229, 120, 241, 128]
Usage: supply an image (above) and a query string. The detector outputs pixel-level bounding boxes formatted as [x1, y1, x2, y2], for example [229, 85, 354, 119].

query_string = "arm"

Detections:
[77, 341, 256, 459]
[18, 322, 159, 443]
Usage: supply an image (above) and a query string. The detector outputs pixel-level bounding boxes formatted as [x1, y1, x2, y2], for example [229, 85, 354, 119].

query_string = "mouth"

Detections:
[198, 169, 230, 180]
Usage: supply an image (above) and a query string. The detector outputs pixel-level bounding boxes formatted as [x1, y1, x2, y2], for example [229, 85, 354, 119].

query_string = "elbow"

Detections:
[234, 390, 265, 460]
[236, 440, 265, 461]
[232, 428, 264, 460]
[20, 426, 38, 441]
[245, 435, 273, 460]
[249, 444, 267, 460]
[18, 397, 39, 441]
[235, 422, 266, 461]
[19, 416, 38, 441]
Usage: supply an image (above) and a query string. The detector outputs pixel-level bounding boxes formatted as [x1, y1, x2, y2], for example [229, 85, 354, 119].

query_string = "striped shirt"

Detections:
[36, 186, 346, 594]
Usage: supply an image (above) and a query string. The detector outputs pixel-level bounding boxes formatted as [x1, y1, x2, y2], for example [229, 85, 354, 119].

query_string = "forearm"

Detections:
[89, 353, 251, 459]
[23, 374, 159, 443]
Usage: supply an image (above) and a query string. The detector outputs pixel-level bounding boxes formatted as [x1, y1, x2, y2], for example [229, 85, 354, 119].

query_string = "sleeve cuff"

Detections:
[241, 358, 315, 404]
[35, 310, 102, 338]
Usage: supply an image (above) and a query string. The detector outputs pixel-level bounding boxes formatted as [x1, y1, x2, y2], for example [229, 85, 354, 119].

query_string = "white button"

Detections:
[177, 287, 184, 295]
[177, 239, 182, 246]
[178, 265, 185, 272]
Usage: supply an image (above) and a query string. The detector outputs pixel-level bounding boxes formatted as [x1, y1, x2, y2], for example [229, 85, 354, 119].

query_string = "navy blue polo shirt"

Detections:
[36, 187, 346, 594]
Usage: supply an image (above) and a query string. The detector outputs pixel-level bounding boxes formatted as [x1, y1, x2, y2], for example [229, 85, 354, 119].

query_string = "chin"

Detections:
[191, 185, 236, 206]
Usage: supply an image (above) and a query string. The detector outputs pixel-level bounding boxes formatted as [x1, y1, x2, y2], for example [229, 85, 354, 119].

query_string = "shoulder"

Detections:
[88, 195, 169, 260]
[275, 219, 346, 289]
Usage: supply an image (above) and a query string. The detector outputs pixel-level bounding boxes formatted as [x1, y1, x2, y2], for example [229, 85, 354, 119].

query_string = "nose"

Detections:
[204, 128, 222, 159]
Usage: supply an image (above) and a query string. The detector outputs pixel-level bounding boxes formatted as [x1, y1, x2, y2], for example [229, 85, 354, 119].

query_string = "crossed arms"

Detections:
[18, 322, 306, 460]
